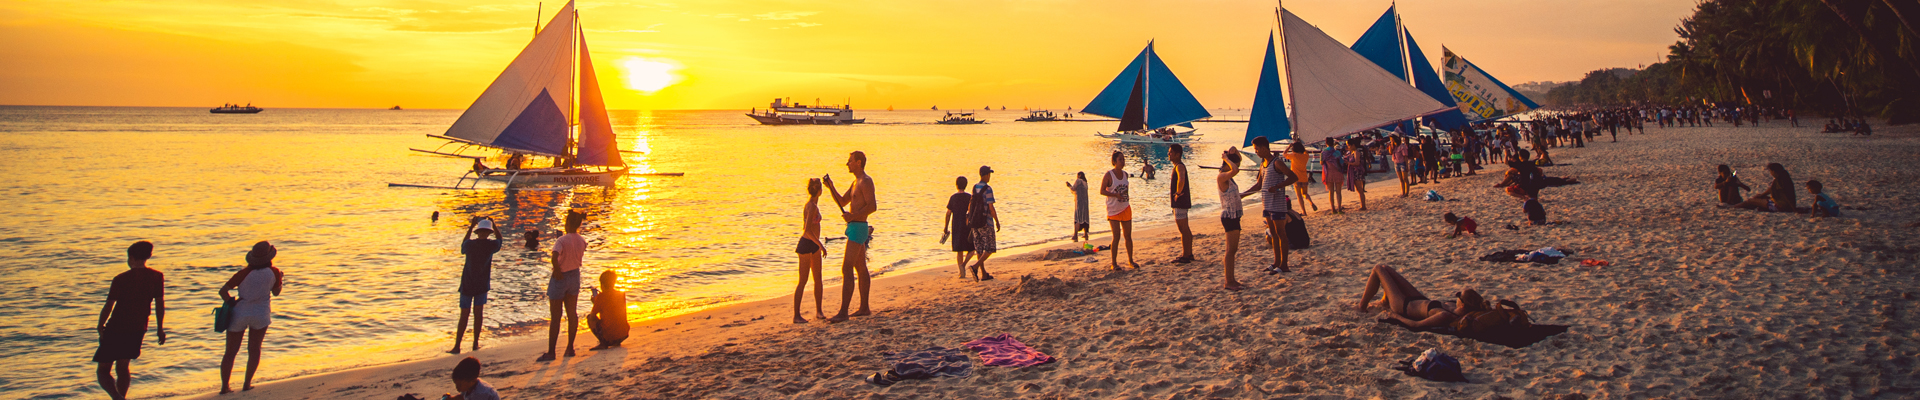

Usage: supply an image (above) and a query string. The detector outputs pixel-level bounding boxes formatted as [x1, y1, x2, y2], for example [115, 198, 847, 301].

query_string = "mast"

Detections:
[568, 7, 579, 160]
[535, 2, 542, 39]
[1144, 41, 1152, 131]
[1394, 2, 1411, 84]
[1276, 4, 1298, 137]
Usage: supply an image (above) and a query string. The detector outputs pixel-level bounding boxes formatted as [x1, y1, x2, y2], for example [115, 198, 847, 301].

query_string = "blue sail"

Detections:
[1350, 6, 1406, 81]
[1142, 43, 1212, 129]
[1244, 32, 1290, 146]
[1405, 29, 1469, 131]
[1082, 47, 1149, 120]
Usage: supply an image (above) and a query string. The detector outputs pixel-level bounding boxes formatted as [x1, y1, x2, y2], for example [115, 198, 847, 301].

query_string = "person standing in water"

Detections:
[1066, 172, 1091, 242]
[968, 166, 1000, 281]
[1248, 137, 1299, 273]
[824, 151, 877, 323]
[1168, 144, 1195, 264]
[1101, 151, 1139, 270]
[538, 211, 588, 361]
[218, 241, 283, 394]
[94, 241, 166, 400]
[795, 179, 829, 322]
[451, 218, 498, 355]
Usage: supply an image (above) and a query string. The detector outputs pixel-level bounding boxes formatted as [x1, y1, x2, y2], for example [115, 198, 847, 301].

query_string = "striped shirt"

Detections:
[1260, 157, 1291, 213]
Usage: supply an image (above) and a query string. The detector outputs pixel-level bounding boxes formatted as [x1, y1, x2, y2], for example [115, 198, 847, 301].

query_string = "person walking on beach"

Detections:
[1066, 173, 1091, 242]
[218, 241, 283, 394]
[1391, 136, 1411, 197]
[942, 177, 973, 279]
[94, 241, 166, 400]
[587, 270, 629, 349]
[1286, 142, 1318, 211]
[1216, 148, 1259, 290]
[824, 151, 877, 323]
[452, 218, 498, 355]
[1101, 151, 1139, 270]
[538, 210, 588, 361]
[1168, 144, 1196, 264]
[1248, 137, 1299, 273]
[796, 179, 829, 322]
[968, 166, 1000, 280]
[1319, 138, 1347, 213]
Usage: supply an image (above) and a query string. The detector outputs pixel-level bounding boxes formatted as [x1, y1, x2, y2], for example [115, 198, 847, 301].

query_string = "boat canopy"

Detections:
[1243, 32, 1291, 146]
[1279, 8, 1450, 145]
[1082, 41, 1212, 131]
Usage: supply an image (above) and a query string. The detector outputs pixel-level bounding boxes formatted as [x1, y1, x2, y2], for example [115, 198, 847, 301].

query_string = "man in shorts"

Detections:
[452, 218, 499, 355]
[1248, 137, 1299, 274]
[824, 151, 877, 323]
[539, 210, 588, 361]
[969, 166, 1000, 280]
[94, 241, 166, 400]
[1168, 144, 1195, 263]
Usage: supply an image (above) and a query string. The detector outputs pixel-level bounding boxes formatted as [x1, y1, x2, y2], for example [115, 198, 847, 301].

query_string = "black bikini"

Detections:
[795, 237, 822, 255]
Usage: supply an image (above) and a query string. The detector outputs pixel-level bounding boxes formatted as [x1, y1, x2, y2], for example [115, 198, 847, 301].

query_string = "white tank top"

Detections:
[1105, 169, 1130, 216]
[235, 268, 275, 317]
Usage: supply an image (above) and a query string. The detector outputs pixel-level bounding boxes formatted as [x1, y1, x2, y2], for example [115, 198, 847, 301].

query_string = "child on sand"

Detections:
[587, 270, 629, 348]
[1523, 195, 1548, 226]
[795, 179, 827, 323]
[1443, 213, 1479, 238]
[446, 357, 500, 400]
[1808, 180, 1840, 218]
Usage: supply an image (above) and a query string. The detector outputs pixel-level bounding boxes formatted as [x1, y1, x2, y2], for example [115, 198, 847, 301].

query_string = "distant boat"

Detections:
[390, 105, 403, 110]
[1081, 41, 1210, 144]
[936, 112, 986, 125]
[746, 98, 864, 125]
[394, 0, 631, 189]
[1016, 110, 1060, 122]
[931, 105, 939, 110]
[887, 105, 893, 111]
[210, 104, 262, 114]
[983, 106, 990, 110]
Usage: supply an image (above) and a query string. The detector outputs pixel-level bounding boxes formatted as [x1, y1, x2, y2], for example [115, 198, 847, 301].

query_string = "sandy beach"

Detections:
[184, 121, 1920, 399]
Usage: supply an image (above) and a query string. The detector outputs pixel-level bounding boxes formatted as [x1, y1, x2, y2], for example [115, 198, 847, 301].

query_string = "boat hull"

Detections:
[478, 168, 628, 186]
[746, 114, 865, 125]
[936, 120, 986, 125]
[210, 108, 263, 114]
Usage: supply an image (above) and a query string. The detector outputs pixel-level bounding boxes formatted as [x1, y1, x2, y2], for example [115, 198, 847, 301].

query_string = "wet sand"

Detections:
[182, 121, 1920, 399]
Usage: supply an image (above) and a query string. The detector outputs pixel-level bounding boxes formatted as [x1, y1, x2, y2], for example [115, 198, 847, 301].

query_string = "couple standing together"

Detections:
[793, 151, 879, 324]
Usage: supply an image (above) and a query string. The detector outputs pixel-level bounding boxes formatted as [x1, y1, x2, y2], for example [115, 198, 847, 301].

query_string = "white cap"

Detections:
[474, 219, 494, 231]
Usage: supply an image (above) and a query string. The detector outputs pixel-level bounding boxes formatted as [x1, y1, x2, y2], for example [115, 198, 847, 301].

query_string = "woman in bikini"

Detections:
[1355, 265, 1486, 328]
[792, 179, 827, 324]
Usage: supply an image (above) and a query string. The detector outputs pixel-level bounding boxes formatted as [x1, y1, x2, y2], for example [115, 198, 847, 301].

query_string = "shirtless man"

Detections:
[823, 151, 877, 323]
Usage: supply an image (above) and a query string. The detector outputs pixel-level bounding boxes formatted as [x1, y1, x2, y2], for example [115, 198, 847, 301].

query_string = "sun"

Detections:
[617, 57, 684, 94]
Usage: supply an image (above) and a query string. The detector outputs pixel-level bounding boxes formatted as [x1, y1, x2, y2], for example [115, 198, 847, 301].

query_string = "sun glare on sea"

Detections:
[617, 57, 684, 94]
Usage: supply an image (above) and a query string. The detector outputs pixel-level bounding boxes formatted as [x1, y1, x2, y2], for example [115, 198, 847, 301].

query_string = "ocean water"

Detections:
[0, 106, 1258, 398]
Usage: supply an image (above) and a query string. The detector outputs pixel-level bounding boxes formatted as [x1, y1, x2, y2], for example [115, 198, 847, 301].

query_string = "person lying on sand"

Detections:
[1355, 265, 1486, 328]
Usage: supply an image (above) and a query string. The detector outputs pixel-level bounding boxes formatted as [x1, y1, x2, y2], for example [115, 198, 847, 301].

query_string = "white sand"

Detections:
[177, 121, 1920, 399]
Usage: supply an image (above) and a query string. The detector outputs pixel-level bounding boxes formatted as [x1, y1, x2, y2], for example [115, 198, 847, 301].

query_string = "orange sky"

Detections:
[0, 0, 1696, 110]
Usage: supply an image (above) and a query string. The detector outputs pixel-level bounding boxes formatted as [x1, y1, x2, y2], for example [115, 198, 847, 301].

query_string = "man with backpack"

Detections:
[967, 166, 999, 281]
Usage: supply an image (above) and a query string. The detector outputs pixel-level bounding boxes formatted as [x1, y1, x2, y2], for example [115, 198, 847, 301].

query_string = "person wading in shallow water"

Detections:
[451, 218, 498, 355]
[824, 151, 877, 323]
[94, 241, 166, 400]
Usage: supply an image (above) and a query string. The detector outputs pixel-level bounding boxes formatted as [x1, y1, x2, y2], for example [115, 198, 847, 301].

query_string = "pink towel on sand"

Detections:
[963, 333, 1055, 367]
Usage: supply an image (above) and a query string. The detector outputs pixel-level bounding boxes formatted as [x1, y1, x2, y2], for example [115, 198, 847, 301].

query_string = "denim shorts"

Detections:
[460, 292, 488, 308]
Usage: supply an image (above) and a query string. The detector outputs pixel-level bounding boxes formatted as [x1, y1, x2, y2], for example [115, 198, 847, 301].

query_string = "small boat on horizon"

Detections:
[390, 105, 403, 110]
[1016, 110, 1060, 122]
[746, 98, 865, 125]
[936, 112, 986, 125]
[210, 104, 263, 114]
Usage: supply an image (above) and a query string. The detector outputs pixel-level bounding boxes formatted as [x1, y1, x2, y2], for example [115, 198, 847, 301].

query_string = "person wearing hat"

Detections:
[218, 241, 283, 393]
[967, 165, 1000, 280]
[451, 217, 500, 355]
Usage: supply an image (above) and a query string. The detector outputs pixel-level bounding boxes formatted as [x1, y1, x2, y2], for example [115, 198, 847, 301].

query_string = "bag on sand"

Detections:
[1451, 299, 1533, 336]
[1284, 213, 1311, 249]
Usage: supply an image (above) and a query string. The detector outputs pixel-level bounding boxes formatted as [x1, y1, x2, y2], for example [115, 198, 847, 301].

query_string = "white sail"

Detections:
[1280, 8, 1449, 144]
[444, 0, 577, 156]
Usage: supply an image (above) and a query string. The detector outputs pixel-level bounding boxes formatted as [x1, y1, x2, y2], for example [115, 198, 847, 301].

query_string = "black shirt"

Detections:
[945, 192, 971, 230]
[105, 268, 164, 332]
[459, 238, 501, 295]
[1169, 165, 1191, 209]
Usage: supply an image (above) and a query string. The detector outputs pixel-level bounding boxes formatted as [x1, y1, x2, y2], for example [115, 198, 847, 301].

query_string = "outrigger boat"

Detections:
[210, 104, 263, 114]
[1015, 110, 1059, 122]
[392, 1, 634, 190]
[936, 112, 986, 124]
[1081, 41, 1212, 145]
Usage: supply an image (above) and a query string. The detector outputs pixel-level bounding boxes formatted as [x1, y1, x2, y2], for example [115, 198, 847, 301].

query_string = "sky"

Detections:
[0, 0, 1698, 110]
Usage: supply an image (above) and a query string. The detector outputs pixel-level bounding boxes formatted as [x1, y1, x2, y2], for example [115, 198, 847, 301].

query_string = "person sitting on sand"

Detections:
[446, 357, 500, 400]
[794, 179, 828, 322]
[1713, 165, 1750, 205]
[587, 270, 629, 348]
[1808, 180, 1840, 218]
[1729, 163, 1797, 212]
[1523, 194, 1548, 226]
[1356, 265, 1487, 328]
[1442, 213, 1479, 238]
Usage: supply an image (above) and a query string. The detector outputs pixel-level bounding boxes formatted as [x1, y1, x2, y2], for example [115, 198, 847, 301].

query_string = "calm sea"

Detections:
[0, 106, 1261, 398]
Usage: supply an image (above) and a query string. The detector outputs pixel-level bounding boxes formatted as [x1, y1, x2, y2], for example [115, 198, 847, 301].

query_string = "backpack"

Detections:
[967, 188, 992, 229]
[1450, 299, 1533, 335]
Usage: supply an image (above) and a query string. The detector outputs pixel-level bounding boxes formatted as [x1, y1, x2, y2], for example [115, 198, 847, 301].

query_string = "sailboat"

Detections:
[1349, 5, 1471, 132]
[1084, 41, 1212, 144]
[1440, 47, 1540, 121]
[1241, 7, 1454, 147]
[397, 1, 629, 188]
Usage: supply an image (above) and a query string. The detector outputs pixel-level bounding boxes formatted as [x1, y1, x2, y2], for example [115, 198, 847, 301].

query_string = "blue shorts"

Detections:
[845, 221, 872, 246]
[460, 292, 488, 308]
[547, 269, 581, 300]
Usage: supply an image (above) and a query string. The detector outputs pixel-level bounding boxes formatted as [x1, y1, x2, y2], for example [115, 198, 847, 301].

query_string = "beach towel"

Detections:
[963, 333, 1056, 368]
[1478, 249, 1567, 264]
[868, 346, 973, 386]
[1381, 318, 1570, 349]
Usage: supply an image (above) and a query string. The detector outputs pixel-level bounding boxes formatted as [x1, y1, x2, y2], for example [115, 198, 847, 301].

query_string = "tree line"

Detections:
[1544, 0, 1917, 123]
